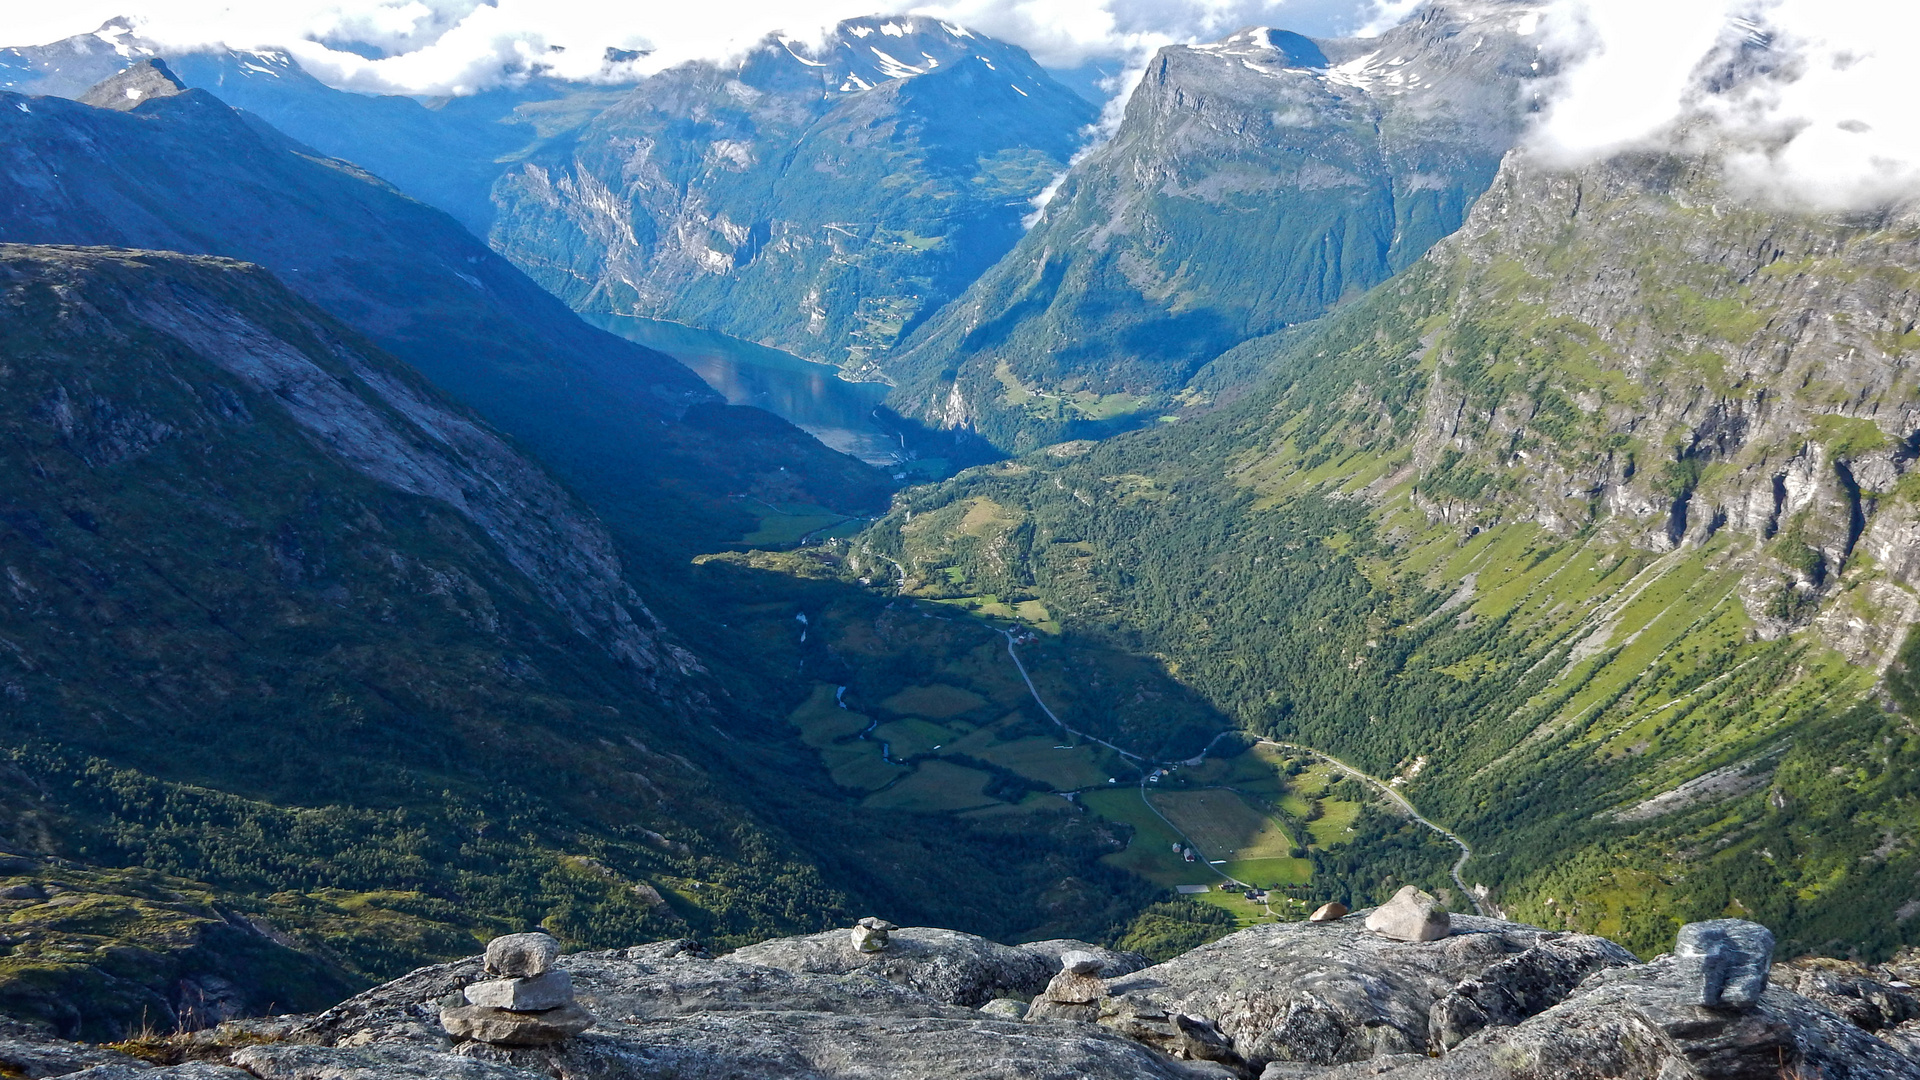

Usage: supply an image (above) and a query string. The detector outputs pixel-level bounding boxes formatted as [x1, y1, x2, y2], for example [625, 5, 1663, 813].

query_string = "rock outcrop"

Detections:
[6, 917, 1920, 1080]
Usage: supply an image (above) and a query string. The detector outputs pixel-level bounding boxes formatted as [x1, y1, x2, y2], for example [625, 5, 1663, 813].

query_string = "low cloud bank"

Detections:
[1532, 0, 1920, 211]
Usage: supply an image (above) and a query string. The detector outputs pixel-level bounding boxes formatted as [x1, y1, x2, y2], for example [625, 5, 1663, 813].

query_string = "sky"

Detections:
[5, 0, 1916, 210]
[3, 0, 1404, 94]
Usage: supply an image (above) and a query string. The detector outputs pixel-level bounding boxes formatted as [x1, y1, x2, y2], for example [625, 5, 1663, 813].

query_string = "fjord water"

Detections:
[588, 313, 904, 467]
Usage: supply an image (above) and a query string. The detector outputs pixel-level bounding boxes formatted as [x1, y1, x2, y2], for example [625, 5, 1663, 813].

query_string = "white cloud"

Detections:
[1530, 0, 1920, 210]
[5, 0, 1400, 96]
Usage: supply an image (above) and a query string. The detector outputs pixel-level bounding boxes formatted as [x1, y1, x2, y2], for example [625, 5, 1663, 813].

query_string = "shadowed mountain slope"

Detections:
[0, 80, 890, 561]
[0, 244, 851, 1036]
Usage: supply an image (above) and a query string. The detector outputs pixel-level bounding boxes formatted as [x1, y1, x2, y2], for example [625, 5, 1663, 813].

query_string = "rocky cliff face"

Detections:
[883, 1, 1547, 451]
[6, 913, 1918, 1079]
[0, 79, 890, 557]
[1398, 151, 1920, 662]
[487, 16, 1096, 375]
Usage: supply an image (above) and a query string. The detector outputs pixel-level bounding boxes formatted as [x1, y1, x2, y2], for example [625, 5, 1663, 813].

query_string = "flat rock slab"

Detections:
[457, 1013, 1233, 1080]
[726, 926, 1059, 1007]
[442, 1003, 594, 1046]
[465, 971, 574, 1012]
[60, 1067, 251, 1080]
[234, 1043, 550, 1080]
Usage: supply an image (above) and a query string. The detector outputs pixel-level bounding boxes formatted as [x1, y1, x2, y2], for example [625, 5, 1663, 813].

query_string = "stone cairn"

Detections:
[1364, 885, 1451, 942]
[1676, 918, 1774, 1009]
[1025, 950, 1107, 1022]
[441, 932, 595, 1046]
[851, 916, 898, 954]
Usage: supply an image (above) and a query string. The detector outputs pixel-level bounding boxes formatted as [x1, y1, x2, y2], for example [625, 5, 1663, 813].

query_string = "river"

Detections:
[586, 314, 907, 467]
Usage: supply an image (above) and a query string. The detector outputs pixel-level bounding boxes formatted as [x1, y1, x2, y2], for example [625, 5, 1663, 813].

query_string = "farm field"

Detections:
[1080, 789, 1217, 888]
[1148, 789, 1297, 862]
[863, 760, 998, 813]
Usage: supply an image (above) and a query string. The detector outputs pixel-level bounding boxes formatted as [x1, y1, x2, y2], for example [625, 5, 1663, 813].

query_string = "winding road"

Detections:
[1261, 740, 1484, 916]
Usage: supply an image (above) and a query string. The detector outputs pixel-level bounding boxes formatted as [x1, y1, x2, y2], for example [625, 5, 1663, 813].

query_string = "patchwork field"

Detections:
[1148, 789, 1297, 862]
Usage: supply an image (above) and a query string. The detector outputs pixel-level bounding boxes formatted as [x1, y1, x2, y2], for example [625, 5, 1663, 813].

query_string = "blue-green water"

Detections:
[588, 314, 904, 467]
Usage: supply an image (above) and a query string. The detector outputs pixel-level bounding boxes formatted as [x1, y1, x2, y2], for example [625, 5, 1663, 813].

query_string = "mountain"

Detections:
[881, 3, 1547, 452]
[0, 244, 848, 1036]
[867, 131, 1920, 961]
[0, 72, 890, 559]
[0, 19, 630, 237]
[487, 16, 1098, 377]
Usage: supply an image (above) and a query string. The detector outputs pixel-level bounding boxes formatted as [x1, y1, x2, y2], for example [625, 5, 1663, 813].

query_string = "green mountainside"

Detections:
[867, 146, 1920, 961]
[488, 16, 1097, 376]
[881, 4, 1545, 451]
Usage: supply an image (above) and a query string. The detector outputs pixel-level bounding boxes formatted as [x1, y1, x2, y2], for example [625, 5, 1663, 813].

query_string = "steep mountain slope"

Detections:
[0, 75, 889, 558]
[0, 245, 845, 1036]
[884, 2, 1546, 451]
[488, 16, 1097, 375]
[868, 143, 1920, 960]
[0, 19, 629, 237]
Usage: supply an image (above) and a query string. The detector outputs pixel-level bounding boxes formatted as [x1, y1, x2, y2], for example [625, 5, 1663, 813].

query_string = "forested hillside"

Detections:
[867, 145, 1920, 960]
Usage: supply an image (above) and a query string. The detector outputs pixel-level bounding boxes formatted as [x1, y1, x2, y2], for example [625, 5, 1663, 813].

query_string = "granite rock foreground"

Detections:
[3, 912, 1919, 1080]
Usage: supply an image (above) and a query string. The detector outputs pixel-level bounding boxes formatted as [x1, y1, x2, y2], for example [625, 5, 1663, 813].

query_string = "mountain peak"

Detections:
[77, 57, 184, 110]
[1197, 27, 1330, 68]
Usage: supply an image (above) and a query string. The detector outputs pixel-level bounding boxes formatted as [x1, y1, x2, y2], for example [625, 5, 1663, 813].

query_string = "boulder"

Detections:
[0, 884, 46, 901]
[484, 933, 560, 979]
[980, 998, 1029, 1020]
[1676, 919, 1774, 1009]
[440, 1002, 594, 1046]
[1364, 887, 1451, 943]
[851, 925, 888, 953]
[1309, 902, 1349, 923]
[463, 971, 574, 1012]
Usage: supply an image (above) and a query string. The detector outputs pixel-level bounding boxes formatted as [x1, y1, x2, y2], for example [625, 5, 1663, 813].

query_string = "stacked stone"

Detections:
[441, 933, 595, 1046]
[850, 917, 898, 954]
[1024, 950, 1107, 1022]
